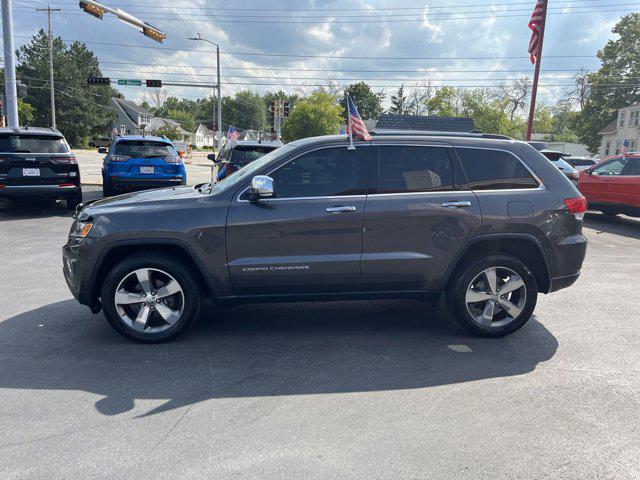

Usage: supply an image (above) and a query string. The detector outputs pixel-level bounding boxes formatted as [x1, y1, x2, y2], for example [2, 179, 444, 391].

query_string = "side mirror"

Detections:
[207, 153, 218, 163]
[98, 147, 107, 154]
[247, 175, 274, 201]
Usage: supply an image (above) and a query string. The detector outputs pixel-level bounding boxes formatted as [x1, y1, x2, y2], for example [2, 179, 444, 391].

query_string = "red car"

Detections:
[578, 154, 640, 217]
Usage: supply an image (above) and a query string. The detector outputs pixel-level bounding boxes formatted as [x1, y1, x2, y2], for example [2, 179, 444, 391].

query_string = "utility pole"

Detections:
[1, 0, 19, 127]
[275, 99, 282, 142]
[37, 4, 61, 129]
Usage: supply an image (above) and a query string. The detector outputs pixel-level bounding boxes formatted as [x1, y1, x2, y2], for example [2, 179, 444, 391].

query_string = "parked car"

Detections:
[565, 156, 598, 172]
[578, 154, 640, 217]
[88, 136, 111, 148]
[213, 140, 282, 181]
[540, 150, 580, 185]
[64, 131, 587, 343]
[0, 127, 82, 209]
[101, 135, 186, 197]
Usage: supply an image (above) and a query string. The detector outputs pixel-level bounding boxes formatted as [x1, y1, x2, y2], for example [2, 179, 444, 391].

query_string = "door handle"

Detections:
[326, 206, 357, 213]
[441, 201, 472, 208]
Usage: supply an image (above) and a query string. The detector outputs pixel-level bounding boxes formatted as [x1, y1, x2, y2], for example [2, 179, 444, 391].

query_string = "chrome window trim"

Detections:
[454, 145, 545, 190]
[236, 143, 370, 203]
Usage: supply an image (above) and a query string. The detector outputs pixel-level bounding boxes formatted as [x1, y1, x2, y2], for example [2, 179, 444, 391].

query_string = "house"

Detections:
[111, 98, 154, 135]
[194, 124, 214, 148]
[144, 117, 193, 143]
[598, 104, 640, 158]
[375, 114, 475, 132]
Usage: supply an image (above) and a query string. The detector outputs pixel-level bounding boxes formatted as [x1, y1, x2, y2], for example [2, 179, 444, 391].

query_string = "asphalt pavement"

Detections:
[0, 189, 639, 479]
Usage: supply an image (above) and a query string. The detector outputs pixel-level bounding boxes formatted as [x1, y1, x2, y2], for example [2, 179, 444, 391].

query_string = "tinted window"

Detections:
[457, 148, 539, 190]
[271, 147, 361, 198]
[593, 158, 627, 176]
[113, 141, 175, 158]
[621, 158, 640, 176]
[376, 146, 453, 193]
[567, 158, 596, 167]
[230, 146, 278, 167]
[0, 134, 69, 153]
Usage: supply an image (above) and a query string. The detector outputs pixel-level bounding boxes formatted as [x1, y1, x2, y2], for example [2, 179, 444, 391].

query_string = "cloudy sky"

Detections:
[8, 0, 632, 114]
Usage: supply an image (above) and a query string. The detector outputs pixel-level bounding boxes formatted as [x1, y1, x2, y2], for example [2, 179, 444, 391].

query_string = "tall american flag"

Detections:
[620, 139, 629, 156]
[227, 126, 239, 141]
[528, 0, 544, 64]
[346, 95, 371, 141]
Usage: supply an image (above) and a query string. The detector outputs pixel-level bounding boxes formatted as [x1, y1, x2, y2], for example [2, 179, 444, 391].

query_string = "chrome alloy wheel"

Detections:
[114, 268, 184, 333]
[465, 266, 527, 328]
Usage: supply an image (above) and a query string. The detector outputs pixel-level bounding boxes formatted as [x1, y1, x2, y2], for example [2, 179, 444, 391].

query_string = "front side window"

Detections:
[0, 135, 69, 153]
[270, 147, 361, 198]
[457, 148, 539, 190]
[592, 158, 628, 176]
[376, 146, 453, 194]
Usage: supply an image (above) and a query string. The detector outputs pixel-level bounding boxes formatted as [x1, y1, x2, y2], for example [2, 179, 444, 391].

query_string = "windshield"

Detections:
[205, 143, 296, 195]
[230, 146, 279, 167]
[0, 134, 69, 153]
[566, 158, 596, 167]
[113, 141, 176, 158]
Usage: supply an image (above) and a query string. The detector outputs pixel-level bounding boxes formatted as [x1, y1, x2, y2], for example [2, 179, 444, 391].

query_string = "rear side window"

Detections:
[376, 146, 454, 193]
[113, 141, 176, 158]
[622, 158, 640, 175]
[457, 148, 539, 190]
[230, 146, 277, 167]
[0, 135, 69, 153]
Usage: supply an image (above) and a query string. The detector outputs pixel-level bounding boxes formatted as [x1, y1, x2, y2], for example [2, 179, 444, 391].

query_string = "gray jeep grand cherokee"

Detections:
[63, 131, 587, 342]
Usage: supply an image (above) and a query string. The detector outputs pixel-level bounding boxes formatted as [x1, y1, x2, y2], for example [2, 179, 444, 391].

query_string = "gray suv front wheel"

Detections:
[101, 254, 201, 343]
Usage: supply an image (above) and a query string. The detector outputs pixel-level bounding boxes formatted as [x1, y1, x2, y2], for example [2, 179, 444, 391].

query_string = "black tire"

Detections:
[66, 191, 83, 210]
[600, 207, 619, 217]
[102, 177, 114, 197]
[446, 255, 538, 337]
[101, 253, 202, 343]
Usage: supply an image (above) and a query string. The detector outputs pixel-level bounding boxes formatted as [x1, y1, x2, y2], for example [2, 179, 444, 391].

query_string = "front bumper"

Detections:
[0, 183, 80, 198]
[62, 236, 100, 311]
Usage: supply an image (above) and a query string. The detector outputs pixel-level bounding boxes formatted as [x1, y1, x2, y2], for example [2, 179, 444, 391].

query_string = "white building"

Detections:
[598, 103, 640, 158]
[194, 124, 214, 148]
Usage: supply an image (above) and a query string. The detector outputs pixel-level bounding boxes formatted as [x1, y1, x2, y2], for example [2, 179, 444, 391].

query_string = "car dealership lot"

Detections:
[0, 189, 639, 479]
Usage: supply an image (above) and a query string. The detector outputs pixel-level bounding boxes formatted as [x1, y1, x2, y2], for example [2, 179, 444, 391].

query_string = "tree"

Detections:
[340, 81, 384, 120]
[425, 86, 462, 116]
[406, 81, 433, 116]
[221, 90, 266, 132]
[390, 84, 408, 114]
[499, 78, 530, 120]
[563, 69, 590, 111]
[14, 30, 118, 145]
[18, 99, 35, 125]
[282, 91, 342, 142]
[576, 14, 640, 151]
[149, 125, 181, 140]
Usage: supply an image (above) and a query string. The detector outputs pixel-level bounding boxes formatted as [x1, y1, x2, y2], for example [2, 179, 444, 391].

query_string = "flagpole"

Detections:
[525, 0, 548, 141]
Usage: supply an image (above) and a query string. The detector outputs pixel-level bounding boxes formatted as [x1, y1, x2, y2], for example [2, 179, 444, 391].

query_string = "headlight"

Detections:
[69, 221, 93, 238]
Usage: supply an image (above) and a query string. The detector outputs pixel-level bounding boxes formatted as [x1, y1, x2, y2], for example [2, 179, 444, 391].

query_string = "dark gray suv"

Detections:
[63, 132, 587, 342]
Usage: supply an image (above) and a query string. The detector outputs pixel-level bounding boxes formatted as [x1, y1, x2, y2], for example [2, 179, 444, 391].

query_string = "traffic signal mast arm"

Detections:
[79, 0, 166, 43]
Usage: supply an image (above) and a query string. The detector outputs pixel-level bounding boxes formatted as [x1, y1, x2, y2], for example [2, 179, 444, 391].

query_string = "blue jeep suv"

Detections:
[101, 135, 186, 196]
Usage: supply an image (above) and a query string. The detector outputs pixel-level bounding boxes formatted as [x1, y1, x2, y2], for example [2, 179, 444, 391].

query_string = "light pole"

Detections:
[189, 34, 222, 152]
[37, 4, 61, 129]
[2, 0, 19, 127]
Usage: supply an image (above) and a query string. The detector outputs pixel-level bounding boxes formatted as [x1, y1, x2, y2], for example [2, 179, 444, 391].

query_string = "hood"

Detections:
[76, 185, 201, 220]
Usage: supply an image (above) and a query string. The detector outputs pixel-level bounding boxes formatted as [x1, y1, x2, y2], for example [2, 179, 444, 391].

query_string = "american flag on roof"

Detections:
[528, 0, 544, 64]
[620, 139, 629, 156]
[346, 95, 372, 141]
[227, 126, 239, 141]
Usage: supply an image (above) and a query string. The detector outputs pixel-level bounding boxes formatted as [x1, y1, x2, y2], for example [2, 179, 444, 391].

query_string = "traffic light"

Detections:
[79, 1, 104, 19]
[87, 77, 111, 85]
[145, 79, 162, 88]
[283, 102, 290, 117]
[142, 25, 166, 43]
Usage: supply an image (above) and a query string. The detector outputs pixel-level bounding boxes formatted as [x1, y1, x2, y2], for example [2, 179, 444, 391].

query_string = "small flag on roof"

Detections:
[227, 126, 239, 141]
[620, 138, 629, 157]
[346, 95, 371, 142]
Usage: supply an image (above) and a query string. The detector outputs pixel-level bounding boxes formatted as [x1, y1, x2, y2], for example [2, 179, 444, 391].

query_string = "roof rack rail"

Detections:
[370, 129, 512, 140]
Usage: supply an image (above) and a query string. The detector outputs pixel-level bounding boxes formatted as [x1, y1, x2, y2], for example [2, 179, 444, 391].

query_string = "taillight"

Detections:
[564, 196, 587, 220]
[51, 156, 77, 164]
[109, 155, 130, 162]
[163, 156, 182, 164]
